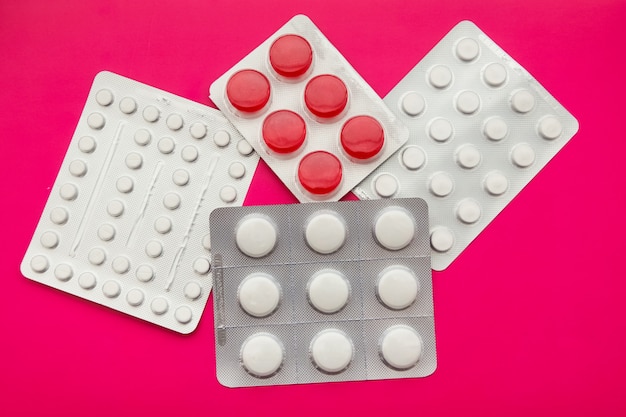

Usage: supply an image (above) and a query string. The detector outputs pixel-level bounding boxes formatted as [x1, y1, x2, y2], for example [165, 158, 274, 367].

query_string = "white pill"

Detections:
[374, 173, 399, 198]
[163, 192, 181, 210]
[142, 105, 160, 122]
[228, 162, 246, 179]
[377, 267, 419, 310]
[166, 113, 184, 131]
[430, 227, 454, 252]
[202, 233, 211, 251]
[172, 169, 189, 186]
[374, 208, 415, 251]
[50, 207, 69, 225]
[456, 199, 482, 224]
[30, 255, 49, 273]
[112, 256, 130, 274]
[158, 137, 175, 154]
[428, 118, 453, 142]
[380, 325, 423, 370]
[151, 297, 168, 315]
[428, 65, 453, 88]
[134, 129, 151, 146]
[136, 265, 154, 283]
[175, 306, 193, 324]
[455, 144, 481, 169]
[78, 136, 96, 153]
[511, 143, 536, 167]
[483, 62, 507, 87]
[193, 257, 211, 275]
[145, 240, 163, 258]
[456, 37, 480, 61]
[456, 90, 480, 114]
[125, 152, 142, 169]
[400, 92, 425, 116]
[310, 329, 354, 373]
[538, 116, 563, 140]
[87, 112, 105, 130]
[307, 270, 350, 313]
[484, 171, 509, 196]
[219, 186, 237, 203]
[189, 122, 207, 139]
[184, 281, 202, 300]
[429, 172, 454, 197]
[88, 248, 106, 265]
[238, 274, 281, 317]
[305, 212, 347, 254]
[154, 216, 172, 234]
[511, 90, 535, 113]
[126, 288, 145, 306]
[78, 272, 97, 290]
[119, 97, 137, 114]
[98, 223, 115, 241]
[95, 89, 113, 106]
[59, 183, 78, 201]
[237, 139, 254, 156]
[236, 216, 277, 258]
[54, 263, 73, 281]
[40, 231, 59, 249]
[106, 200, 124, 217]
[401, 146, 426, 170]
[484, 117, 508, 141]
[181, 145, 199, 162]
[241, 333, 284, 378]
[69, 160, 87, 177]
[116, 176, 133, 193]
[214, 130, 231, 147]
[102, 280, 121, 298]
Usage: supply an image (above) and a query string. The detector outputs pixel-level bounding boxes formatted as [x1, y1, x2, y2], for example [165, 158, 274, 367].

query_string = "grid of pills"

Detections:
[21, 71, 259, 333]
[354, 21, 579, 271]
[210, 198, 435, 386]
[209, 14, 409, 203]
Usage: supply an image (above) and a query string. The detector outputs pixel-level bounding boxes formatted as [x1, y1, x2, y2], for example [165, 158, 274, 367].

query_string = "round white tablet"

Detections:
[145, 240, 163, 258]
[238, 274, 281, 317]
[181, 145, 199, 162]
[40, 231, 59, 249]
[429, 172, 454, 197]
[400, 92, 425, 116]
[175, 306, 192, 324]
[374, 173, 399, 198]
[240, 333, 284, 378]
[307, 270, 350, 313]
[30, 255, 49, 273]
[69, 159, 87, 177]
[97, 223, 115, 241]
[119, 97, 137, 114]
[219, 186, 237, 203]
[202, 233, 211, 251]
[134, 129, 151, 146]
[483, 62, 507, 87]
[455, 144, 481, 169]
[483, 117, 508, 141]
[78, 136, 96, 153]
[59, 183, 78, 201]
[228, 162, 246, 179]
[95, 89, 113, 106]
[111, 256, 130, 274]
[214, 130, 231, 147]
[154, 216, 172, 234]
[87, 112, 105, 129]
[158, 137, 175, 154]
[102, 280, 120, 298]
[192, 257, 211, 275]
[184, 281, 202, 300]
[511, 143, 536, 168]
[190, 122, 207, 139]
[511, 89, 535, 113]
[123, 152, 142, 170]
[428, 65, 452, 88]
[538, 116, 563, 140]
[456, 37, 480, 61]
[142, 106, 160, 123]
[374, 208, 415, 251]
[380, 325, 423, 370]
[456, 199, 481, 224]
[78, 272, 97, 290]
[88, 248, 106, 265]
[166, 113, 184, 131]
[430, 227, 454, 252]
[50, 207, 69, 224]
[484, 171, 509, 196]
[116, 176, 133, 193]
[126, 288, 144, 306]
[172, 169, 189, 186]
[136, 265, 154, 283]
[150, 297, 168, 315]
[456, 90, 480, 114]
[428, 118, 453, 142]
[305, 212, 347, 254]
[163, 192, 181, 210]
[54, 263, 73, 281]
[401, 146, 426, 170]
[310, 329, 354, 373]
[237, 139, 254, 156]
[377, 267, 419, 310]
[235, 216, 277, 258]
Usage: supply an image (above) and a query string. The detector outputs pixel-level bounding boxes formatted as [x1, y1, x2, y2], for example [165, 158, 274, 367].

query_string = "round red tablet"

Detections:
[269, 34, 313, 78]
[298, 151, 342, 195]
[340, 115, 385, 160]
[304, 74, 348, 119]
[262, 110, 307, 154]
[226, 69, 271, 113]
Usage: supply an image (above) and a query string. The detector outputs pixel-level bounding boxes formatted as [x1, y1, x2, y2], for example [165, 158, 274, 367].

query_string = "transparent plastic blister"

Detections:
[210, 198, 436, 386]
[209, 14, 409, 203]
[20, 71, 259, 333]
[353, 21, 579, 271]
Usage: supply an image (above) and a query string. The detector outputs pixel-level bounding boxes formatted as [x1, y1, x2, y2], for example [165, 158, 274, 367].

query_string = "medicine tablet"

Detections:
[158, 137, 175, 154]
[30, 255, 49, 273]
[429, 118, 453, 142]
[483, 117, 508, 141]
[142, 106, 160, 123]
[69, 160, 87, 177]
[119, 97, 137, 114]
[238, 274, 281, 317]
[455, 144, 481, 169]
[430, 228, 454, 252]
[240, 333, 284, 378]
[135, 265, 154, 283]
[262, 110, 306, 154]
[40, 231, 59, 249]
[106, 200, 124, 217]
[219, 186, 237, 203]
[456, 199, 481, 224]
[189, 122, 207, 139]
[181, 145, 198, 162]
[401, 147, 426, 171]
[163, 192, 181, 210]
[429, 172, 454, 197]
[226, 69, 271, 113]
[102, 280, 121, 298]
[175, 306, 192, 324]
[307, 270, 350, 313]
[228, 162, 246, 179]
[150, 297, 168, 315]
[374, 173, 399, 198]
[88, 248, 106, 265]
[483, 62, 507, 87]
[305, 212, 347, 254]
[304, 74, 348, 119]
[237, 140, 254, 156]
[538, 116, 563, 140]
[340, 116, 385, 160]
[511, 143, 536, 167]
[192, 257, 211, 275]
[377, 267, 419, 310]
[95, 89, 113, 106]
[126, 288, 144, 306]
[78, 272, 97, 290]
[310, 329, 354, 373]
[456, 90, 480, 114]
[111, 256, 130, 274]
[484, 171, 509, 196]
[400, 92, 425, 116]
[213, 130, 231, 147]
[78, 136, 96, 153]
[202, 233, 211, 251]
[374, 208, 415, 250]
[455, 38, 479, 61]
[116, 176, 133, 193]
[134, 129, 151, 146]
[50, 207, 69, 225]
[166, 113, 184, 131]
[379, 325, 422, 370]
[59, 183, 78, 201]
[428, 65, 452, 89]
[184, 281, 202, 300]
[298, 151, 342, 195]
[145, 240, 163, 258]
[97, 224, 115, 242]
[87, 112, 105, 130]
[154, 216, 172, 234]
[269, 34, 313, 78]
[54, 263, 73, 281]
[235, 216, 277, 258]
[511, 89, 535, 113]
[172, 169, 189, 186]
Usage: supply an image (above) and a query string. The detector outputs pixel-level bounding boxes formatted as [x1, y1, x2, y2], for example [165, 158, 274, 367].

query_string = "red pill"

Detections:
[269, 34, 313, 78]
[262, 110, 307, 154]
[340, 115, 385, 160]
[304, 74, 348, 119]
[226, 69, 271, 113]
[298, 151, 342, 195]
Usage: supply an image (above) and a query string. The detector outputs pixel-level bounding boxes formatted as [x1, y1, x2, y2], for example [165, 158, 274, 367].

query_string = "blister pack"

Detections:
[210, 198, 436, 387]
[209, 14, 409, 203]
[21, 71, 259, 333]
[353, 21, 579, 271]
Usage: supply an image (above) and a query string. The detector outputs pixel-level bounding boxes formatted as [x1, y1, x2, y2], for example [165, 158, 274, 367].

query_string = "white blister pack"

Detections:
[354, 21, 579, 271]
[21, 71, 259, 333]
[209, 14, 408, 203]
[210, 199, 436, 387]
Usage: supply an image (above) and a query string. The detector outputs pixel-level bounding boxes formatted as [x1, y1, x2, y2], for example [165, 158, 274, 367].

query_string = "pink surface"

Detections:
[1, 0, 625, 416]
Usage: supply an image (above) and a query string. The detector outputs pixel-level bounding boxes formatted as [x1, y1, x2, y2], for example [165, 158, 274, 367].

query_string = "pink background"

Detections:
[2, 1, 625, 416]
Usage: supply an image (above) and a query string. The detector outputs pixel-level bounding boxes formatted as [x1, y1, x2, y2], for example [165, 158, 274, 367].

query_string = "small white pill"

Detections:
[106, 200, 124, 217]
[430, 227, 454, 252]
[125, 152, 142, 170]
[219, 186, 237, 203]
[102, 280, 121, 298]
[97, 223, 115, 241]
[456, 199, 482, 224]
[59, 183, 78, 201]
[142, 105, 160, 123]
[145, 240, 163, 258]
[310, 329, 354, 373]
[78, 136, 96, 153]
[69, 160, 87, 177]
[237, 139, 254, 156]
[228, 162, 246, 179]
[456, 90, 480, 114]
[305, 212, 347, 254]
[238, 274, 281, 317]
[429, 172, 454, 197]
[307, 270, 350, 314]
[456, 37, 480, 61]
[175, 306, 193, 324]
[214, 130, 231, 147]
[428, 65, 453, 88]
[154, 216, 172, 234]
[184, 281, 202, 300]
[88, 248, 106, 265]
[126, 288, 144, 306]
[511, 143, 536, 167]
[112, 256, 130, 274]
[119, 97, 137, 114]
[193, 257, 211, 275]
[150, 297, 168, 315]
[241, 333, 284, 378]
[380, 325, 422, 370]
[158, 137, 175, 154]
[401, 146, 426, 170]
[78, 272, 97, 290]
[236, 216, 277, 258]
[163, 192, 181, 210]
[374, 208, 415, 251]
[136, 265, 154, 283]
[116, 176, 133, 193]
[87, 112, 105, 130]
[54, 263, 73, 281]
[30, 255, 49, 273]
[134, 129, 151, 146]
[40, 231, 59, 249]
[50, 207, 69, 225]
[484, 117, 508, 141]
[400, 92, 425, 116]
[455, 144, 481, 169]
[511, 90, 535, 113]
[484, 171, 509, 196]
[377, 267, 419, 310]
[538, 116, 563, 140]
[166, 113, 183, 131]
[95, 89, 113, 106]
[374, 173, 399, 198]
[181, 145, 199, 162]
[428, 118, 453, 142]
[189, 122, 207, 139]
[202, 233, 211, 251]
[172, 169, 189, 186]
[483, 62, 507, 87]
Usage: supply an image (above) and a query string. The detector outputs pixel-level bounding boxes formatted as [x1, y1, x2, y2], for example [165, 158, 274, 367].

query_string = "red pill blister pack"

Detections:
[209, 14, 409, 202]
